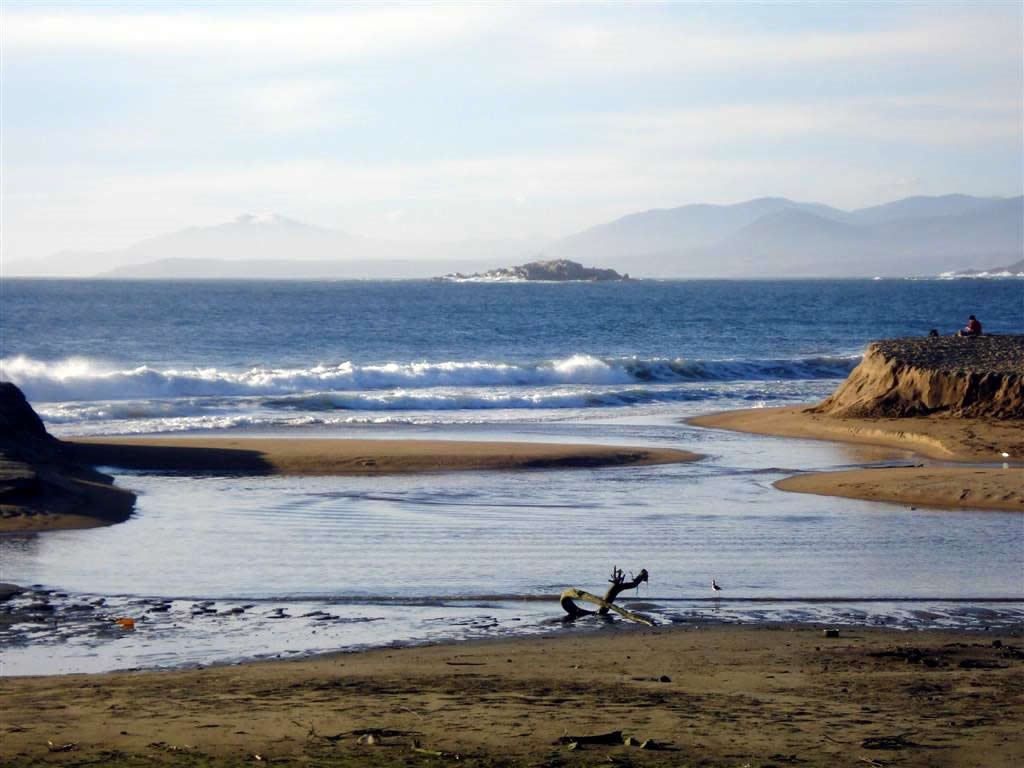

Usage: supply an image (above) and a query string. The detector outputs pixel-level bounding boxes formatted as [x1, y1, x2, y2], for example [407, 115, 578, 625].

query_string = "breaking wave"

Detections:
[36, 384, 779, 423]
[2, 353, 858, 404]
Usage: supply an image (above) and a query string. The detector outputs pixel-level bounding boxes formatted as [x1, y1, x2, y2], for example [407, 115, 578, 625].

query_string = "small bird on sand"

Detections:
[711, 579, 722, 593]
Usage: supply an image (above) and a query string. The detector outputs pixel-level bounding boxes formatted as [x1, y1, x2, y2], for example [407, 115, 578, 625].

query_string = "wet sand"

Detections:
[689, 407, 1023, 462]
[2, 625, 1021, 767]
[691, 407, 1024, 512]
[68, 435, 699, 475]
[777, 466, 1024, 512]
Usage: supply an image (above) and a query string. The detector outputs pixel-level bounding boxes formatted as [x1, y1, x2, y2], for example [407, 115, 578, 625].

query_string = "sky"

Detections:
[2, 1, 1022, 261]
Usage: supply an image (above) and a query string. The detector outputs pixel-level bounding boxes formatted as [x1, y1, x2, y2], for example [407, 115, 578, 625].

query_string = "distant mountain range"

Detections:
[5, 195, 1021, 278]
[6, 213, 539, 279]
[548, 194, 1021, 277]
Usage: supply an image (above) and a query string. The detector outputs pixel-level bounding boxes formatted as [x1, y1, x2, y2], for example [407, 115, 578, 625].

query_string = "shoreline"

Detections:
[3, 623, 1021, 766]
[690, 407, 1024, 512]
[0, 437, 699, 534]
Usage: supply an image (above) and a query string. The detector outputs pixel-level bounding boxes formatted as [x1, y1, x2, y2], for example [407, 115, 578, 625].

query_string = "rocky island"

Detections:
[439, 258, 629, 282]
[940, 258, 1024, 278]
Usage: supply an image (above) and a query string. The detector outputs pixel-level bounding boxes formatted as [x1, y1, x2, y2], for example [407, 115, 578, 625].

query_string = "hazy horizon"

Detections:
[12, 191, 1023, 254]
[3, 191, 1019, 279]
[2, 2, 1022, 265]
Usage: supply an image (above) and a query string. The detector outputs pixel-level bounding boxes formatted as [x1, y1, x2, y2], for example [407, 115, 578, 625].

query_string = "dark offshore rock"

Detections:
[441, 259, 629, 282]
[811, 335, 1024, 419]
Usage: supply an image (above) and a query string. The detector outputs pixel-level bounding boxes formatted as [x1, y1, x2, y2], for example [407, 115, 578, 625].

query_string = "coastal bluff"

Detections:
[811, 335, 1024, 420]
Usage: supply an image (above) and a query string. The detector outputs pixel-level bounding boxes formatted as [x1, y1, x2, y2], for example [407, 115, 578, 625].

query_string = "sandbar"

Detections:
[776, 466, 1024, 511]
[690, 406, 1022, 462]
[67, 436, 699, 476]
[0, 437, 698, 534]
[2, 625, 1021, 766]
[690, 407, 1023, 512]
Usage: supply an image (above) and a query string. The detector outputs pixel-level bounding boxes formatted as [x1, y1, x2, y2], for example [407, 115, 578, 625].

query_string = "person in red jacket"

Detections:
[959, 314, 982, 337]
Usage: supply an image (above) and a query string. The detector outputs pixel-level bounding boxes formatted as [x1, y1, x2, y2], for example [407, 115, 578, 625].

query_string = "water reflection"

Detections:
[2, 420, 1021, 674]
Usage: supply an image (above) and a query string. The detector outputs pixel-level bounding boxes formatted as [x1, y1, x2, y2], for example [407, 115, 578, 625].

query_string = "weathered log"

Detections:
[560, 567, 653, 625]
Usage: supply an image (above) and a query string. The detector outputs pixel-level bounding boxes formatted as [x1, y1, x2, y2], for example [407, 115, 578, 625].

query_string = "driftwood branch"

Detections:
[560, 566, 653, 626]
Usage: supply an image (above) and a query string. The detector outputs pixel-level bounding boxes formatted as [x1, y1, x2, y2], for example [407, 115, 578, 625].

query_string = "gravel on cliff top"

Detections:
[872, 335, 1024, 375]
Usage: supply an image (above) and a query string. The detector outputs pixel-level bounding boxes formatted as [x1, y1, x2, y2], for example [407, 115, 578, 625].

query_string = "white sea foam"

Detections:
[36, 379, 836, 437]
[2, 353, 858, 404]
[35, 386, 738, 423]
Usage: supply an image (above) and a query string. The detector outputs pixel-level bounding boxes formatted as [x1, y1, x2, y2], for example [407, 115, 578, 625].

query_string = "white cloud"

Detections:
[6, 5, 1016, 78]
[585, 94, 1022, 149]
[236, 79, 364, 133]
[513, 9, 1019, 79]
[2, 4, 1020, 259]
[1, 6, 490, 60]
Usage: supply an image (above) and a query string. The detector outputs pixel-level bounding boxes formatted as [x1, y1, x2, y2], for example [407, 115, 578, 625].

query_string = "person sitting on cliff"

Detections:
[958, 315, 982, 337]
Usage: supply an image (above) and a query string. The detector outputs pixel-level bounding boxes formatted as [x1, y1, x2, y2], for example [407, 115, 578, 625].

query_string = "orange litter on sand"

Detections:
[115, 618, 136, 630]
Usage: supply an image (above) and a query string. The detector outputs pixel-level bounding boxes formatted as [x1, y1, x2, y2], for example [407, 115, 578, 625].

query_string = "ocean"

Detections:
[4, 278, 1022, 435]
[2, 278, 1022, 674]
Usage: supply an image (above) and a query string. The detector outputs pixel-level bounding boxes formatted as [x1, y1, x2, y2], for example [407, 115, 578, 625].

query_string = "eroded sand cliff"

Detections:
[811, 335, 1024, 419]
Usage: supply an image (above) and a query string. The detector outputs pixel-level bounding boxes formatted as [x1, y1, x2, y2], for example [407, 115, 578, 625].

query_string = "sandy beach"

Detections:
[5, 9, 1023, 764]
[2, 624, 1021, 767]
[690, 408, 1024, 512]
[3, 335, 1020, 766]
[689, 406, 1023, 463]
[689, 335, 1024, 512]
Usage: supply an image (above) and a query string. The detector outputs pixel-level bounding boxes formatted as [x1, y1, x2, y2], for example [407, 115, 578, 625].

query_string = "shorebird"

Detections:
[711, 579, 722, 594]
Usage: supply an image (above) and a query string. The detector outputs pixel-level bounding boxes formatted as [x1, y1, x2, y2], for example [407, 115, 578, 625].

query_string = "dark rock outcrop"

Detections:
[441, 259, 629, 282]
[811, 335, 1024, 419]
[0, 381, 51, 442]
[0, 382, 53, 505]
[0, 382, 135, 531]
